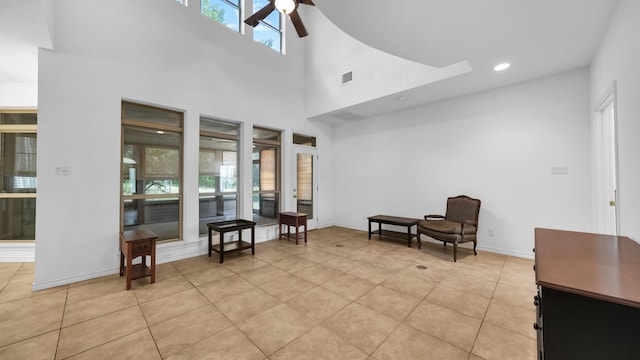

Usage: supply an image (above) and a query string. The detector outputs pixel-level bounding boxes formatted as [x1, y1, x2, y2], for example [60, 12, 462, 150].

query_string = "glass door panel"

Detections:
[296, 153, 313, 218]
[293, 147, 317, 229]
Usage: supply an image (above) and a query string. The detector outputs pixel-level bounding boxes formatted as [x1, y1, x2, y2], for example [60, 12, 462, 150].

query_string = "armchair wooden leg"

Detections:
[473, 241, 477, 256]
[453, 241, 458, 262]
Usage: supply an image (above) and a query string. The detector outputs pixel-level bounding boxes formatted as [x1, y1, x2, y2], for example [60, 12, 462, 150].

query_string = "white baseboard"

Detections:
[476, 245, 534, 260]
[330, 223, 535, 260]
[32, 224, 282, 291]
[0, 243, 35, 262]
[32, 268, 117, 291]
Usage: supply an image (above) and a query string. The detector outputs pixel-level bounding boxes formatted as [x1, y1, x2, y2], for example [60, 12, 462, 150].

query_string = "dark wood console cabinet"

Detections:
[534, 228, 640, 360]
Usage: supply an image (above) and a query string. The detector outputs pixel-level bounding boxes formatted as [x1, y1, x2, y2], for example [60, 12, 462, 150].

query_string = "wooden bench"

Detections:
[367, 215, 420, 248]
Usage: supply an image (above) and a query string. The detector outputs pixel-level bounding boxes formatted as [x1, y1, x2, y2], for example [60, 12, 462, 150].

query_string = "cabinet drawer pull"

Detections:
[132, 241, 152, 256]
[533, 295, 541, 306]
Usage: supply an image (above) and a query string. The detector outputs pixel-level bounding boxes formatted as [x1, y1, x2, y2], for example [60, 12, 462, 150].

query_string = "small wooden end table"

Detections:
[368, 215, 420, 248]
[207, 219, 256, 263]
[120, 229, 158, 290]
[279, 212, 308, 245]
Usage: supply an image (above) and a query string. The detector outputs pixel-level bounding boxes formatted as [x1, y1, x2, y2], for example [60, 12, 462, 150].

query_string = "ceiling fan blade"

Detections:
[298, 0, 315, 6]
[244, 1, 276, 27]
[289, 9, 308, 37]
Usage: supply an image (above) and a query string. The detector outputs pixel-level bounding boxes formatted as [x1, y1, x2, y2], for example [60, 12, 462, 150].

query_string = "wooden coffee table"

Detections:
[207, 219, 256, 263]
[368, 215, 420, 247]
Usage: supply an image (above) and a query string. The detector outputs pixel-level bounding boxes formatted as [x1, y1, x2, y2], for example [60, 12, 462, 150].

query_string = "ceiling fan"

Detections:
[245, 0, 316, 38]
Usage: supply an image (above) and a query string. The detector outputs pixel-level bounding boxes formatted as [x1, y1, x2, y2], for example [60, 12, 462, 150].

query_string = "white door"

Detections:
[293, 146, 318, 230]
[595, 92, 618, 235]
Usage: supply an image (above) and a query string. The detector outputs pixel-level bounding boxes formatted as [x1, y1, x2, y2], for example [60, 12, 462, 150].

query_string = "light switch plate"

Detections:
[550, 166, 568, 175]
[55, 165, 70, 176]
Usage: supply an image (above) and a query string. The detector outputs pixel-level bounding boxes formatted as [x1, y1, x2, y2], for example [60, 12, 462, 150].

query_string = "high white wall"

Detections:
[332, 68, 592, 258]
[0, 83, 37, 108]
[22, 0, 639, 289]
[590, 0, 640, 242]
[33, 0, 334, 289]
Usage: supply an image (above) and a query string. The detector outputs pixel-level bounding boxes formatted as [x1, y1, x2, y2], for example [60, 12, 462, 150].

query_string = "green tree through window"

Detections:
[259, 38, 274, 48]
[202, 0, 226, 24]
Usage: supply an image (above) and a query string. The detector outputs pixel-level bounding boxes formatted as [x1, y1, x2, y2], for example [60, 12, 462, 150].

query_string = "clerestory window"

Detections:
[252, 0, 282, 52]
[201, 0, 241, 33]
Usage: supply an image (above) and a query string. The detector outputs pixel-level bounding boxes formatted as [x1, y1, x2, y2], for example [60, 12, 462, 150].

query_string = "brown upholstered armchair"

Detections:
[417, 195, 481, 262]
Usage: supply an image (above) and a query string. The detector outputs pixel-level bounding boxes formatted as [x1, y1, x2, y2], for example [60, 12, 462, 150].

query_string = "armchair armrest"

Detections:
[461, 219, 478, 235]
[424, 214, 445, 220]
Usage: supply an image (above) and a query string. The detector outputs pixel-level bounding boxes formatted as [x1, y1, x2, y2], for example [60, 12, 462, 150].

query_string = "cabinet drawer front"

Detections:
[132, 240, 153, 257]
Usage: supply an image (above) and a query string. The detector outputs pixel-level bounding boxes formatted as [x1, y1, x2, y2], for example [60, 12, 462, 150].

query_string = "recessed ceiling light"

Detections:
[494, 63, 511, 71]
[396, 96, 408, 102]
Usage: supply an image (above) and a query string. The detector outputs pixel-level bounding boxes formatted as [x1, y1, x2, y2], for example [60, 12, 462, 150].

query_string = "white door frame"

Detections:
[594, 83, 619, 235]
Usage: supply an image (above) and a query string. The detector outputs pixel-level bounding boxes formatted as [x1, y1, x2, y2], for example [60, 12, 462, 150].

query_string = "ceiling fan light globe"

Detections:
[275, 0, 297, 14]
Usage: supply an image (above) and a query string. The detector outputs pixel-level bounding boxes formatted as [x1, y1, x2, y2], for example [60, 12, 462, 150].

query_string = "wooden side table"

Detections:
[279, 212, 308, 245]
[120, 229, 157, 290]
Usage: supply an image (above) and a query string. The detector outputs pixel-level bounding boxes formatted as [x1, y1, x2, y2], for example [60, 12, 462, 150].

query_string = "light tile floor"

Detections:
[0, 227, 537, 359]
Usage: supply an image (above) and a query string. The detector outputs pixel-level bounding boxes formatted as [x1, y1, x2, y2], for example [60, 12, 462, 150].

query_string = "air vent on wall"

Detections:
[342, 71, 353, 84]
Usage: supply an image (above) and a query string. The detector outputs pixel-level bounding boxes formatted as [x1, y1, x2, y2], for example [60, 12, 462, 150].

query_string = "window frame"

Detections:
[120, 102, 184, 242]
[0, 110, 37, 243]
[293, 133, 317, 147]
[199, 118, 240, 235]
[252, 1, 283, 52]
[252, 126, 281, 225]
[201, 0, 242, 33]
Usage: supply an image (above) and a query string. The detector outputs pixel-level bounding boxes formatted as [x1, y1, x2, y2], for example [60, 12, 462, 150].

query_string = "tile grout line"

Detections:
[392, 265, 483, 358]
[467, 257, 507, 359]
[0, 228, 537, 359]
[187, 263, 269, 359]
[134, 274, 170, 360]
[53, 281, 70, 359]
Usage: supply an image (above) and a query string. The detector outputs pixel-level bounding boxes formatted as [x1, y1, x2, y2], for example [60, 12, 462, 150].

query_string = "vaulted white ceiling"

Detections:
[0, 0, 51, 84]
[311, 0, 620, 119]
